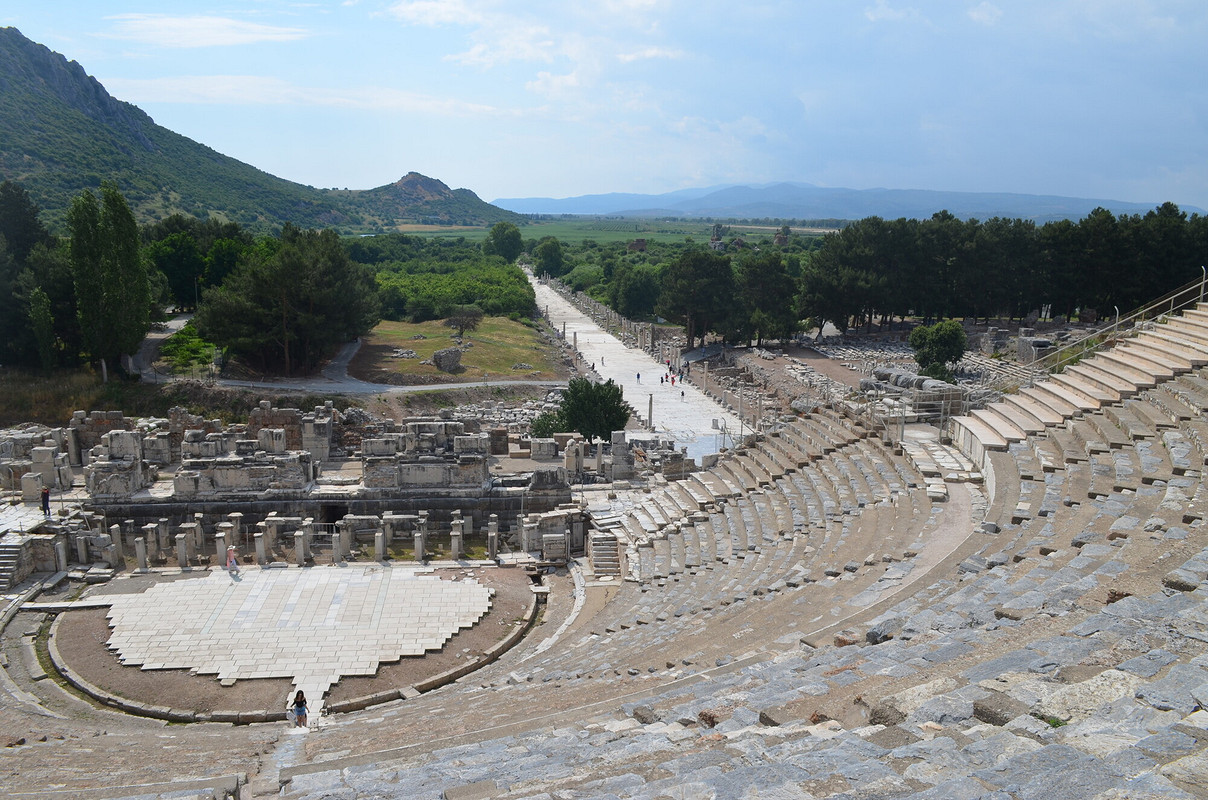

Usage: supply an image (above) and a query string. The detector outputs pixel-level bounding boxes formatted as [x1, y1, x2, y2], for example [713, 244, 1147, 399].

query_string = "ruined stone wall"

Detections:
[248, 402, 332, 461]
[174, 452, 315, 498]
[69, 410, 131, 452]
[248, 404, 306, 451]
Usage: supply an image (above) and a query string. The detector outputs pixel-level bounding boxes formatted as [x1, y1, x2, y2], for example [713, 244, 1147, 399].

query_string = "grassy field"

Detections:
[398, 218, 836, 245]
[348, 316, 565, 385]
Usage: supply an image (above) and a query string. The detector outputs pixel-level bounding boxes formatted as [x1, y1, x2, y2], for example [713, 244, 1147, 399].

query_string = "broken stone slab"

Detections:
[1136, 664, 1208, 715]
[973, 691, 1032, 726]
[1163, 569, 1202, 592]
[1031, 669, 1142, 724]
[866, 617, 903, 645]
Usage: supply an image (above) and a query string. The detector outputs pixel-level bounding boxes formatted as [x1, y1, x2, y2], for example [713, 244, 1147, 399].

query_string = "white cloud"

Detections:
[102, 14, 309, 47]
[450, 24, 557, 67]
[100, 75, 506, 117]
[616, 46, 683, 63]
[865, 0, 913, 23]
[386, 0, 481, 27]
[967, 2, 1002, 26]
[525, 70, 580, 98]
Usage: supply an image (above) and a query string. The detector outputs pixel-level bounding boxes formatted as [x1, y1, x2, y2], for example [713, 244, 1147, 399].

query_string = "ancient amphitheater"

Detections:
[4, 301, 1208, 799]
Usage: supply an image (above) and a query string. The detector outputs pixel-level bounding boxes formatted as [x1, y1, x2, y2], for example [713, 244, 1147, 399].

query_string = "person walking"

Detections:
[291, 690, 308, 728]
[226, 545, 240, 575]
[40, 486, 50, 517]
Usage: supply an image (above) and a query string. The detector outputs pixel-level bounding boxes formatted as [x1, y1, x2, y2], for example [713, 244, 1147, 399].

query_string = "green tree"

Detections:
[483, 221, 524, 262]
[205, 237, 247, 287]
[533, 237, 565, 277]
[99, 182, 151, 364]
[444, 304, 484, 337]
[22, 242, 81, 365]
[737, 251, 798, 346]
[68, 188, 106, 374]
[608, 263, 661, 319]
[909, 319, 966, 381]
[146, 231, 206, 309]
[530, 408, 568, 438]
[28, 286, 55, 371]
[558, 378, 630, 443]
[0, 180, 51, 265]
[196, 225, 380, 375]
[657, 250, 734, 349]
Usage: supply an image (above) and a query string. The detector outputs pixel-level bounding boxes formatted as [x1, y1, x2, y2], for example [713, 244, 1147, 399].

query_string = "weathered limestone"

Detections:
[432, 347, 462, 372]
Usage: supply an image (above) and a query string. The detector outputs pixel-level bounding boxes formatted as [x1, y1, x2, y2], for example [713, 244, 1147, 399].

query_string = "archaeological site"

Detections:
[4, 277, 1208, 799]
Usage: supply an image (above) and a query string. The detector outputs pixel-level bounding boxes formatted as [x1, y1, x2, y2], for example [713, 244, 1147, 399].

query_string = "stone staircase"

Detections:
[0, 539, 23, 591]
[588, 530, 621, 577]
[950, 302, 1208, 467]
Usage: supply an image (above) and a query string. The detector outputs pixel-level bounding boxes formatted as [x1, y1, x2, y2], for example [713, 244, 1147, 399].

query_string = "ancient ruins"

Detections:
[4, 283, 1208, 799]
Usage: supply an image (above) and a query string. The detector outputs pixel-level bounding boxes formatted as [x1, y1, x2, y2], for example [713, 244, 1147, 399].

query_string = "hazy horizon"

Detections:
[4, 2, 1206, 210]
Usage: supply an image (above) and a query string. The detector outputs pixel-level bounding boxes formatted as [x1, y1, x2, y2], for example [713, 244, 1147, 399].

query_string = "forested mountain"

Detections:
[0, 27, 520, 232]
[494, 182, 1200, 223]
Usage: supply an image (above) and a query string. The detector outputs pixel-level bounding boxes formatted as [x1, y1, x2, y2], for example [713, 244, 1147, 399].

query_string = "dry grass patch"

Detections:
[349, 317, 565, 385]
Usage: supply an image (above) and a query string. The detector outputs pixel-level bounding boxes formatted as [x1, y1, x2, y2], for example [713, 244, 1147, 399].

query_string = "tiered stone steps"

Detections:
[0, 539, 22, 591]
[588, 531, 621, 577]
[950, 303, 1208, 467]
[278, 394, 1208, 800]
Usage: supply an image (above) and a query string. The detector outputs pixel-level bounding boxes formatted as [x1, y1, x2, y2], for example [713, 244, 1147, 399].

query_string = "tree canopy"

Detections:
[534, 378, 631, 444]
[444, 304, 484, 338]
[482, 221, 523, 262]
[909, 319, 967, 382]
[66, 182, 150, 378]
[658, 250, 734, 350]
[195, 224, 380, 375]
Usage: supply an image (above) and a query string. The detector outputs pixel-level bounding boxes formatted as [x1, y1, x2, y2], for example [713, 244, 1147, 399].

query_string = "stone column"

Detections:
[157, 518, 171, 555]
[413, 529, 425, 563]
[227, 512, 244, 547]
[215, 531, 226, 563]
[340, 525, 352, 561]
[135, 537, 148, 572]
[217, 521, 235, 553]
[375, 530, 388, 562]
[450, 514, 463, 562]
[175, 533, 188, 569]
[254, 532, 267, 565]
[109, 524, 124, 559]
[488, 514, 499, 560]
[55, 539, 67, 573]
[75, 535, 88, 565]
[295, 531, 307, 567]
[141, 523, 158, 557]
[301, 518, 314, 560]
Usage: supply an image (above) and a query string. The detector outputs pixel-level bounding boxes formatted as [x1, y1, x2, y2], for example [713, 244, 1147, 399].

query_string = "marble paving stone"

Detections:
[103, 565, 491, 706]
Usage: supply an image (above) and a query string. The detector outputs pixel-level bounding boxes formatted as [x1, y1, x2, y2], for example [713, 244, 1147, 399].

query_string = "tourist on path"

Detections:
[40, 486, 50, 516]
[291, 691, 308, 728]
[226, 545, 240, 575]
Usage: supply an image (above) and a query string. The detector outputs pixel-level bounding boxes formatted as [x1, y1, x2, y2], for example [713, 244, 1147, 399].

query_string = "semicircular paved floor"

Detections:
[103, 566, 492, 712]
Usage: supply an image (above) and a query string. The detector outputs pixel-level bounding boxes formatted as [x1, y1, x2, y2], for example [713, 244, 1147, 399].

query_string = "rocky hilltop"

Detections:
[0, 27, 520, 231]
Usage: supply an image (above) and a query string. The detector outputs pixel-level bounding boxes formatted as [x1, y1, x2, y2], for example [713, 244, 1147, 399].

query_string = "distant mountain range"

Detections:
[0, 27, 521, 231]
[494, 182, 1201, 223]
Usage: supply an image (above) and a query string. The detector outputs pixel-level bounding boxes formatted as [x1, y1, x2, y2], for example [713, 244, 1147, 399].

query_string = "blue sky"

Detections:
[4, 1, 1207, 209]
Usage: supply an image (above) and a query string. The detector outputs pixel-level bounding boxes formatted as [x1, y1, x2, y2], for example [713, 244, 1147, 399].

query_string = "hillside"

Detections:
[0, 27, 520, 232]
[495, 181, 1200, 223]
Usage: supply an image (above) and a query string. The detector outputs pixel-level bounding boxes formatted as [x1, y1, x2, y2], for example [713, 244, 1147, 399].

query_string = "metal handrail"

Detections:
[863, 266, 1207, 443]
[1010, 267, 1207, 390]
